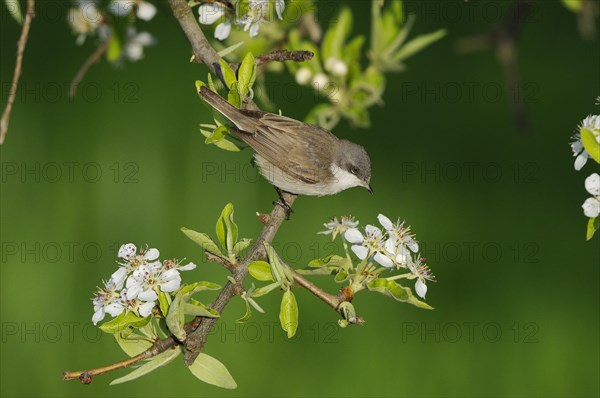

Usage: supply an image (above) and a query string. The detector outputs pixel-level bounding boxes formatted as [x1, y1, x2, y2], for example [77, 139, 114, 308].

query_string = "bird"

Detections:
[199, 86, 372, 206]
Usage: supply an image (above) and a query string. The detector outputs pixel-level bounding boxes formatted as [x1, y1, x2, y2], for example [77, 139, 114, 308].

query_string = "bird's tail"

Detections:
[199, 86, 257, 132]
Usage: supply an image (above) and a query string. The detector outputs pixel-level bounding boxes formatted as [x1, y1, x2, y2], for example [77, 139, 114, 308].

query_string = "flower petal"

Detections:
[407, 239, 419, 253]
[198, 3, 225, 25]
[582, 197, 600, 218]
[118, 243, 137, 259]
[137, 1, 157, 21]
[374, 252, 394, 268]
[144, 248, 160, 261]
[92, 308, 105, 325]
[384, 237, 397, 255]
[109, 267, 128, 290]
[351, 245, 369, 260]
[138, 289, 159, 302]
[415, 279, 427, 299]
[377, 214, 394, 231]
[249, 22, 260, 37]
[344, 228, 364, 244]
[214, 20, 231, 40]
[585, 173, 600, 196]
[138, 301, 155, 317]
[575, 153, 588, 171]
[125, 283, 141, 299]
[105, 303, 125, 317]
[178, 262, 197, 271]
[276, 0, 285, 19]
[160, 278, 181, 293]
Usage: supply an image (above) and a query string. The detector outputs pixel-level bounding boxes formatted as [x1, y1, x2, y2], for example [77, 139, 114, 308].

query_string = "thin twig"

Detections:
[291, 269, 365, 325]
[256, 50, 314, 65]
[69, 39, 110, 98]
[0, 0, 35, 145]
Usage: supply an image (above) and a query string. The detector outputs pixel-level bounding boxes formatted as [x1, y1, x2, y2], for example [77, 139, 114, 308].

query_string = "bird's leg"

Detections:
[273, 187, 294, 220]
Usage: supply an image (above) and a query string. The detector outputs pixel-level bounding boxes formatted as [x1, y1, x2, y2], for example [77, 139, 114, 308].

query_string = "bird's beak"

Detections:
[366, 184, 374, 194]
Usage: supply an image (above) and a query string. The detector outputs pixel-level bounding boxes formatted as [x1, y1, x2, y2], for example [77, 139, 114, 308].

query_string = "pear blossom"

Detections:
[67, 0, 103, 44]
[295, 67, 313, 85]
[92, 243, 196, 325]
[124, 28, 156, 61]
[571, 114, 600, 171]
[582, 173, 600, 218]
[344, 225, 394, 268]
[325, 57, 349, 77]
[319, 215, 359, 240]
[109, 0, 157, 21]
[407, 255, 436, 299]
[378, 214, 419, 267]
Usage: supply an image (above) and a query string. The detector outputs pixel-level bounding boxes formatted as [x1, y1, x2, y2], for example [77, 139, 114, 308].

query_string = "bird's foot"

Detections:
[273, 187, 294, 220]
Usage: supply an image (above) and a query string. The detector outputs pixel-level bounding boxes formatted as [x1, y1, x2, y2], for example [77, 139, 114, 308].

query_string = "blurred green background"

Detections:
[1, 0, 599, 397]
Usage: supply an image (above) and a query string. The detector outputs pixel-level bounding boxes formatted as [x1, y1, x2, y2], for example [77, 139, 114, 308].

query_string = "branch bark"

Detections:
[0, 0, 35, 145]
[69, 39, 110, 98]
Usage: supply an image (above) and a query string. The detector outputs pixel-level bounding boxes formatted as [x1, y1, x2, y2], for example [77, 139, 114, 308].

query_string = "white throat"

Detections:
[329, 163, 365, 193]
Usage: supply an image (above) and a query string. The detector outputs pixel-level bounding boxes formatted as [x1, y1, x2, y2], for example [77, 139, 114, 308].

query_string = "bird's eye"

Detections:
[350, 166, 359, 175]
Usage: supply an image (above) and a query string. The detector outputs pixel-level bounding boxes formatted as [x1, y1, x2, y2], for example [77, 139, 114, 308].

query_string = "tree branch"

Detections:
[0, 0, 35, 145]
[256, 49, 314, 65]
[291, 270, 365, 325]
[69, 39, 110, 98]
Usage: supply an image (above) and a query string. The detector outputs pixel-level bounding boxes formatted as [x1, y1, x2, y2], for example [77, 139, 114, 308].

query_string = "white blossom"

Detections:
[344, 225, 394, 268]
[124, 29, 156, 62]
[325, 57, 349, 77]
[319, 215, 359, 240]
[214, 20, 232, 40]
[582, 173, 600, 218]
[295, 67, 313, 85]
[198, 2, 227, 25]
[378, 214, 419, 268]
[109, 0, 156, 21]
[408, 255, 435, 299]
[312, 73, 330, 91]
[571, 114, 600, 171]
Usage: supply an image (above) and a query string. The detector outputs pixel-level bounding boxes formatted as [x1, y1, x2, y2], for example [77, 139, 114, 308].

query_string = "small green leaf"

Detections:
[367, 278, 433, 309]
[580, 128, 600, 163]
[99, 311, 150, 333]
[107, 35, 123, 63]
[184, 302, 220, 318]
[217, 41, 245, 57]
[228, 82, 241, 108]
[393, 29, 446, 62]
[178, 281, 222, 297]
[334, 269, 349, 283]
[216, 203, 238, 252]
[110, 348, 181, 385]
[251, 281, 282, 297]
[233, 238, 252, 255]
[195, 80, 206, 94]
[114, 331, 153, 357]
[279, 290, 299, 338]
[322, 7, 353, 61]
[587, 217, 600, 240]
[296, 266, 338, 275]
[189, 353, 237, 389]
[245, 296, 265, 313]
[4, 0, 22, 24]
[181, 227, 223, 257]
[238, 52, 256, 99]
[236, 300, 252, 323]
[166, 293, 186, 341]
[158, 291, 171, 317]
[218, 59, 237, 89]
[561, 0, 582, 12]
[248, 261, 274, 281]
[200, 129, 241, 152]
[264, 243, 294, 286]
[205, 125, 229, 144]
[308, 255, 350, 269]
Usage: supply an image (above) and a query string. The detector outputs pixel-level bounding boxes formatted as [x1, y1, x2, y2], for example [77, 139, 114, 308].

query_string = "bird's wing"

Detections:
[236, 112, 338, 184]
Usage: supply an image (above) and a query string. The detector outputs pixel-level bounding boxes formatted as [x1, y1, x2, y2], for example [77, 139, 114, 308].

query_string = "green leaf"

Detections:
[393, 29, 446, 62]
[110, 348, 181, 385]
[107, 35, 123, 63]
[178, 281, 222, 296]
[237, 52, 256, 99]
[165, 292, 186, 341]
[279, 290, 299, 338]
[181, 227, 223, 257]
[4, 0, 22, 24]
[248, 261, 274, 281]
[217, 41, 245, 57]
[114, 331, 153, 357]
[233, 238, 252, 255]
[561, 0, 582, 12]
[236, 300, 252, 323]
[251, 281, 282, 297]
[99, 311, 151, 333]
[308, 255, 350, 269]
[184, 301, 220, 318]
[218, 59, 238, 89]
[587, 217, 600, 240]
[580, 128, 600, 163]
[216, 203, 238, 252]
[227, 82, 241, 108]
[200, 129, 241, 152]
[296, 266, 338, 275]
[264, 243, 294, 286]
[189, 353, 237, 389]
[205, 125, 229, 144]
[195, 80, 206, 95]
[322, 7, 353, 61]
[367, 278, 433, 309]
[334, 269, 349, 283]
[158, 291, 171, 317]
